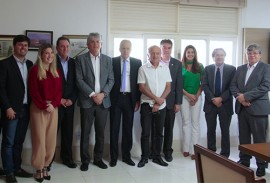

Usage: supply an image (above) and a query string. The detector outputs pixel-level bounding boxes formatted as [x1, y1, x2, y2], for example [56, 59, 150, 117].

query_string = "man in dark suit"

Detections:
[109, 40, 141, 167]
[230, 43, 270, 177]
[202, 48, 236, 158]
[0, 35, 33, 183]
[56, 36, 78, 168]
[75, 32, 114, 171]
[159, 39, 183, 162]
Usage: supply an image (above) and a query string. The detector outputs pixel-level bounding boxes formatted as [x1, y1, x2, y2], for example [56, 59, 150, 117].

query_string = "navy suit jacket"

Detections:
[166, 58, 183, 109]
[230, 61, 270, 115]
[75, 52, 114, 108]
[110, 56, 142, 108]
[0, 55, 33, 120]
[203, 63, 236, 115]
[57, 56, 78, 104]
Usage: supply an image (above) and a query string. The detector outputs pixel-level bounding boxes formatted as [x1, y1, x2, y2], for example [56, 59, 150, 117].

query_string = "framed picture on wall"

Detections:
[26, 30, 53, 51]
[62, 35, 88, 58]
[0, 35, 15, 60]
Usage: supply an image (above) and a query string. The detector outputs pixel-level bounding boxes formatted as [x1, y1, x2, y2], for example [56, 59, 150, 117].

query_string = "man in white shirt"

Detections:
[137, 45, 171, 168]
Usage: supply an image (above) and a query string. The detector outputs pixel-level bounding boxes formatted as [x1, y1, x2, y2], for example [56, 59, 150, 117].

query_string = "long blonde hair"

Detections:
[35, 43, 59, 80]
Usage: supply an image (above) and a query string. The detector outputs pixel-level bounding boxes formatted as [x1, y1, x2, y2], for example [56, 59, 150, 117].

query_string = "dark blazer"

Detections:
[166, 58, 183, 109]
[230, 61, 270, 115]
[110, 56, 142, 108]
[203, 64, 236, 115]
[75, 52, 114, 108]
[0, 55, 33, 120]
[57, 56, 78, 103]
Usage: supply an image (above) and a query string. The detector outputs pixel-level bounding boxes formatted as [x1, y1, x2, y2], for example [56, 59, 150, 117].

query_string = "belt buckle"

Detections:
[122, 92, 127, 95]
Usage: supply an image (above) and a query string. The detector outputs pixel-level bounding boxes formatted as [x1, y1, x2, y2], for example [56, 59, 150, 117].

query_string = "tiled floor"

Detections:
[0, 147, 269, 183]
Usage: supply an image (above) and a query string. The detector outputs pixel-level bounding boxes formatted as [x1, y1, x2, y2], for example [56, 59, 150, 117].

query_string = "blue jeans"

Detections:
[1, 118, 18, 175]
[1, 105, 29, 175]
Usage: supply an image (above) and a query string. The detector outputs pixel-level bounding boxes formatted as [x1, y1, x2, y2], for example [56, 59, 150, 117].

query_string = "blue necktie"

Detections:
[215, 67, 221, 97]
[121, 60, 127, 92]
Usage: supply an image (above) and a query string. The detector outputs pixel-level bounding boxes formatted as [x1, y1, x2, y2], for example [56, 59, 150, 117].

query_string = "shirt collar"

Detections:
[58, 54, 69, 62]
[13, 55, 26, 64]
[146, 61, 163, 68]
[247, 61, 259, 69]
[215, 63, 224, 69]
[121, 57, 130, 62]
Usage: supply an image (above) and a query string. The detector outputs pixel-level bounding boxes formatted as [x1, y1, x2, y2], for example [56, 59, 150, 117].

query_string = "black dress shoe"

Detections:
[137, 158, 148, 168]
[165, 154, 173, 162]
[63, 161, 77, 168]
[123, 159, 135, 166]
[93, 160, 108, 169]
[237, 160, 250, 167]
[0, 168, 5, 175]
[14, 168, 33, 178]
[80, 163, 89, 171]
[152, 157, 168, 167]
[109, 160, 117, 167]
[6, 174, 18, 183]
[256, 167, 266, 177]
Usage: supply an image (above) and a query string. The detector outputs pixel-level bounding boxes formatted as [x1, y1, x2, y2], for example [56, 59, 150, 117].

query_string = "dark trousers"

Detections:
[163, 108, 176, 156]
[205, 106, 231, 157]
[80, 106, 108, 164]
[110, 93, 134, 161]
[1, 105, 29, 175]
[238, 108, 268, 168]
[58, 105, 75, 162]
[140, 104, 166, 159]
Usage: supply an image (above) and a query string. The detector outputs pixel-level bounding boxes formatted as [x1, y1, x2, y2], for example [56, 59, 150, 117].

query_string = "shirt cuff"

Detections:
[89, 92, 95, 98]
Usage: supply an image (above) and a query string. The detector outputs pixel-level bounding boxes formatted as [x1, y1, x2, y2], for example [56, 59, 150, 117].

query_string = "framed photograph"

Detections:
[26, 30, 53, 51]
[63, 35, 88, 58]
[0, 35, 15, 60]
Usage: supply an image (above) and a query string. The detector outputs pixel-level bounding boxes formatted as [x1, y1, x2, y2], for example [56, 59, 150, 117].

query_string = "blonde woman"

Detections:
[29, 43, 62, 182]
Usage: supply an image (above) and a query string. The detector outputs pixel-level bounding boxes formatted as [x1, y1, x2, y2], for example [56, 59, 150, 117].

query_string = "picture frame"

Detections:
[26, 30, 53, 51]
[62, 35, 88, 58]
[0, 35, 15, 60]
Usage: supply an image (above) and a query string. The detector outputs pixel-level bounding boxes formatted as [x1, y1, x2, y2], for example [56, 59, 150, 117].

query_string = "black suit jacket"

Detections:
[110, 56, 142, 108]
[230, 61, 270, 115]
[166, 58, 183, 109]
[0, 55, 33, 120]
[203, 64, 236, 115]
[57, 56, 78, 103]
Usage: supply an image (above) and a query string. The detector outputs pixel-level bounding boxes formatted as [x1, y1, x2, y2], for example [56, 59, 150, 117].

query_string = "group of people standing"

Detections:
[0, 32, 269, 183]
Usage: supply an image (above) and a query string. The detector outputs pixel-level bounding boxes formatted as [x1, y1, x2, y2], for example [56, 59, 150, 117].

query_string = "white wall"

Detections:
[0, 0, 270, 163]
[242, 0, 270, 28]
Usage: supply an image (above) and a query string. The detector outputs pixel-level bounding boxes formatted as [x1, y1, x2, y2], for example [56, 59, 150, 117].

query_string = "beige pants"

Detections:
[30, 102, 58, 170]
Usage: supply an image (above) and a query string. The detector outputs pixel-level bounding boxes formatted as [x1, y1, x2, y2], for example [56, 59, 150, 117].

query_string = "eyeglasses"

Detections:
[247, 51, 260, 56]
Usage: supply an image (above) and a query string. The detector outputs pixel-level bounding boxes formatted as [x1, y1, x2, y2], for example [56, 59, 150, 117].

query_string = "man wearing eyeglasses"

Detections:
[230, 43, 270, 177]
[137, 45, 171, 168]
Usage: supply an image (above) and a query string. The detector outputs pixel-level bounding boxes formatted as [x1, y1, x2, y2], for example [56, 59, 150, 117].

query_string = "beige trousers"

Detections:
[30, 102, 58, 170]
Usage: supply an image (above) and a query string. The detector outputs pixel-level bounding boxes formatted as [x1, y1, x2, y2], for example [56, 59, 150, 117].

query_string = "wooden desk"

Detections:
[239, 143, 270, 162]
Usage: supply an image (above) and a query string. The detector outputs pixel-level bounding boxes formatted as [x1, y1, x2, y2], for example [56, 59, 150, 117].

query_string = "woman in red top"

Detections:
[29, 43, 62, 182]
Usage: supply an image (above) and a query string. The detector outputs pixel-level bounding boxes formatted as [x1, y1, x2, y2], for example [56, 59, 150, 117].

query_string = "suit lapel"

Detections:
[10, 57, 24, 84]
[85, 53, 95, 78]
[209, 65, 215, 91]
[57, 57, 66, 81]
[245, 61, 262, 86]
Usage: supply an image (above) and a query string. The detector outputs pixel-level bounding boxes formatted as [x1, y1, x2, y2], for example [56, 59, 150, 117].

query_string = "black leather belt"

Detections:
[120, 92, 131, 95]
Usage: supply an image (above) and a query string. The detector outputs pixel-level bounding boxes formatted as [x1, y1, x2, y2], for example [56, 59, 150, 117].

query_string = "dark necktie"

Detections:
[121, 60, 127, 92]
[215, 67, 221, 97]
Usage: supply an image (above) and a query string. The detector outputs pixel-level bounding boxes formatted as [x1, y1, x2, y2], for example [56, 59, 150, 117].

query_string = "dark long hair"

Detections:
[181, 45, 201, 73]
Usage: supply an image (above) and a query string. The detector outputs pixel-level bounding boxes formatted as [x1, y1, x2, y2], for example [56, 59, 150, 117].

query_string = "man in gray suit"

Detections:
[230, 43, 270, 177]
[75, 32, 114, 171]
[202, 48, 236, 158]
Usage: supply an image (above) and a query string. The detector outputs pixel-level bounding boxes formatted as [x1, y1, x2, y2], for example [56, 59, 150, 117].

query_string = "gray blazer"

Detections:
[75, 52, 114, 108]
[230, 61, 270, 115]
[203, 64, 236, 115]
